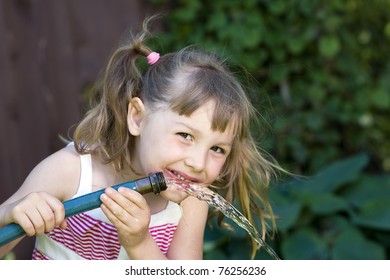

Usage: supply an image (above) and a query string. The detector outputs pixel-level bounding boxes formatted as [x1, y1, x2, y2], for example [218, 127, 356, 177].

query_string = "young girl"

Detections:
[0, 18, 280, 260]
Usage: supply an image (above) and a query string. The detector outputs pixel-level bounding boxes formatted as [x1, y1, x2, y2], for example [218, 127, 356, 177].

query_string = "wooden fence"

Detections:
[0, 0, 162, 259]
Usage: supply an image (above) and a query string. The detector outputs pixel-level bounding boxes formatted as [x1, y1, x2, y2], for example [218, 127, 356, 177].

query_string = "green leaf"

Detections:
[269, 1, 287, 15]
[370, 88, 390, 109]
[351, 198, 390, 230]
[206, 11, 226, 32]
[171, 3, 201, 22]
[319, 36, 340, 58]
[372, 231, 390, 247]
[305, 194, 350, 215]
[307, 85, 327, 105]
[269, 64, 289, 83]
[204, 222, 225, 244]
[275, 202, 302, 231]
[270, 190, 302, 231]
[204, 248, 228, 260]
[319, 216, 356, 242]
[332, 229, 385, 259]
[281, 228, 328, 259]
[238, 51, 266, 72]
[304, 112, 324, 130]
[287, 36, 306, 55]
[242, 28, 262, 48]
[227, 238, 252, 259]
[316, 153, 369, 189]
[292, 153, 369, 195]
[342, 175, 390, 208]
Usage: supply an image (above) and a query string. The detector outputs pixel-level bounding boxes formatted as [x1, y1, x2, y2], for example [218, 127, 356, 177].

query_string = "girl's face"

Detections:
[127, 98, 235, 203]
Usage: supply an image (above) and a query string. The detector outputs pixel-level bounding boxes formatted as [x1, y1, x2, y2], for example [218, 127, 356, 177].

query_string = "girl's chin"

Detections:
[160, 189, 189, 204]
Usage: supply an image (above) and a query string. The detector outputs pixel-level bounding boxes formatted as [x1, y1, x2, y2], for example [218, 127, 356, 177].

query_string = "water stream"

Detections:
[166, 178, 280, 260]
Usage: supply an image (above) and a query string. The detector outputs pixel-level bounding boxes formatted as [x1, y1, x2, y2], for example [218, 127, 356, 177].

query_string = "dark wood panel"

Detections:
[0, 0, 160, 259]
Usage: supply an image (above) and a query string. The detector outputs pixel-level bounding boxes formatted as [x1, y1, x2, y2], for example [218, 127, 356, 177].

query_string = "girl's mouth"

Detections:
[163, 170, 208, 192]
[170, 170, 186, 180]
[165, 169, 199, 183]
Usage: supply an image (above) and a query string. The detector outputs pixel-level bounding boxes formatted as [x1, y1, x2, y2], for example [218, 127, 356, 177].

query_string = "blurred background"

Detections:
[1, 0, 389, 260]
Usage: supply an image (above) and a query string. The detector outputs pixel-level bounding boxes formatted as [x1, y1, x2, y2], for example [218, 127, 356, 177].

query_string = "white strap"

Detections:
[66, 142, 93, 197]
[76, 154, 93, 196]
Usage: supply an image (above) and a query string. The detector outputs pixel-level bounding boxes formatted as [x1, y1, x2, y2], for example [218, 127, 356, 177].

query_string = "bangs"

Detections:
[168, 66, 247, 137]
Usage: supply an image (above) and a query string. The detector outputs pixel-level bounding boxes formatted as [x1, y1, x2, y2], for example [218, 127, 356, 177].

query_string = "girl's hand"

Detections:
[100, 187, 151, 248]
[2, 192, 67, 236]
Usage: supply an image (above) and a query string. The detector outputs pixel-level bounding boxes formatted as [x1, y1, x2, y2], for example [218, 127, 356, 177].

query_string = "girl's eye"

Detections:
[177, 132, 193, 141]
[211, 146, 225, 154]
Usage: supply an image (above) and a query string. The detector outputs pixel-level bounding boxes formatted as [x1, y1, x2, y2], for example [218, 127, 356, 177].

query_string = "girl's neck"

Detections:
[91, 154, 138, 191]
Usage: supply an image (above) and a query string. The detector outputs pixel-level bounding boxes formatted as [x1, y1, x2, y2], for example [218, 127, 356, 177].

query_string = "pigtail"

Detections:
[73, 18, 155, 173]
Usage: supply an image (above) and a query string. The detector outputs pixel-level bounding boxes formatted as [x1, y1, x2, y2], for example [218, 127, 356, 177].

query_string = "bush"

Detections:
[153, 0, 390, 174]
[203, 154, 390, 259]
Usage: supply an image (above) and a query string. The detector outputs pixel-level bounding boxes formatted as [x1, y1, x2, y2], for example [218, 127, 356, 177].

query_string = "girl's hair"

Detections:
[73, 17, 281, 258]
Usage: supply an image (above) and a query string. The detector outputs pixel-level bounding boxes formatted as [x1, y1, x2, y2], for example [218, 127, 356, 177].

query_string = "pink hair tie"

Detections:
[147, 52, 160, 65]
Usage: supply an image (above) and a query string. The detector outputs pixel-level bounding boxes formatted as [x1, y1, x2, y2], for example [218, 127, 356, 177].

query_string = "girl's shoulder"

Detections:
[23, 145, 82, 201]
[42, 144, 81, 173]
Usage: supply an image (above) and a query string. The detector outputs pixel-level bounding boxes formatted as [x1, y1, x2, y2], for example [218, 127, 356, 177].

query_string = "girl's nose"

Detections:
[184, 148, 207, 172]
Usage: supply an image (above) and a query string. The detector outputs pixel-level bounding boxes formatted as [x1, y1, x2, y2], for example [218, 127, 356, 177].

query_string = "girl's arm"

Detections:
[0, 146, 80, 257]
[166, 196, 209, 260]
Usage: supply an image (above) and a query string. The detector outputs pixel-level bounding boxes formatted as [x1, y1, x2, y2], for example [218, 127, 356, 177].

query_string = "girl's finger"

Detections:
[25, 208, 46, 235]
[100, 192, 145, 229]
[15, 214, 35, 236]
[33, 194, 65, 233]
[103, 188, 145, 215]
[44, 195, 66, 227]
[100, 203, 122, 225]
[117, 187, 148, 210]
[100, 192, 131, 222]
[36, 203, 56, 233]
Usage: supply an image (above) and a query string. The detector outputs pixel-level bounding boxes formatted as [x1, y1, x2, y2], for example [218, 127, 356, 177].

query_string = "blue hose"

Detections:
[0, 172, 166, 247]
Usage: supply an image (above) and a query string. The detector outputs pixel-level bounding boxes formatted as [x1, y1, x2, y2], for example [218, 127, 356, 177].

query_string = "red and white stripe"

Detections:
[32, 213, 177, 260]
[149, 223, 178, 255]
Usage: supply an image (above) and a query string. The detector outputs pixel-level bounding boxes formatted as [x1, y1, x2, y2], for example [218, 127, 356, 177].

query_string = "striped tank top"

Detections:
[32, 152, 182, 259]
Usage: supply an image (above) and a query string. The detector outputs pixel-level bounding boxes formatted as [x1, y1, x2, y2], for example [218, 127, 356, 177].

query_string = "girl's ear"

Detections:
[127, 97, 145, 136]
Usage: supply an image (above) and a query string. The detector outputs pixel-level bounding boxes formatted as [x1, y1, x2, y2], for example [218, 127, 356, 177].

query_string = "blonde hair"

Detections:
[74, 17, 281, 258]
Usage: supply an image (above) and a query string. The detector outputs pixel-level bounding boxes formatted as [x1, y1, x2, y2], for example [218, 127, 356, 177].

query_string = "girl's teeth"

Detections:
[173, 171, 186, 181]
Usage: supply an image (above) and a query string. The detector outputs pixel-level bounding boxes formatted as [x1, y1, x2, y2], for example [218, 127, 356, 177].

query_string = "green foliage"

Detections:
[154, 0, 390, 174]
[151, 0, 390, 259]
[203, 154, 390, 259]
[271, 153, 389, 259]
